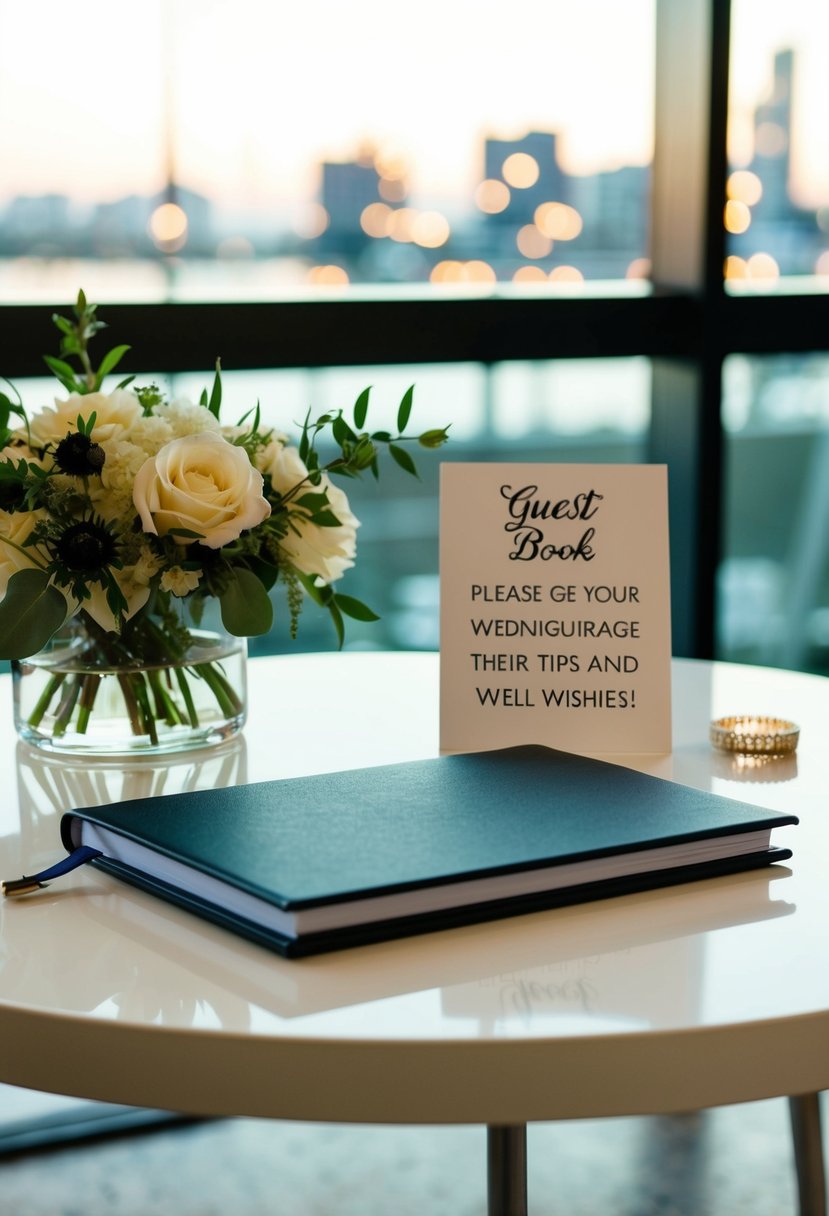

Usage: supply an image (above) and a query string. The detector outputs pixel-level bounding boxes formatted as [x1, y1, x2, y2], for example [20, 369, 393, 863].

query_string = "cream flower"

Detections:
[29, 389, 142, 448]
[160, 566, 203, 597]
[133, 432, 271, 549]
[261, 442, 359, 584]
[156, 398, 222, 440]
[84, 565, 152, 633]
[0, 510, 46, 598]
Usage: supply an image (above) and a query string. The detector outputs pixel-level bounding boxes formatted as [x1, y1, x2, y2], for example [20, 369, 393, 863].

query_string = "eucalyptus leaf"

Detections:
[219, 567, 273, 636]
[0, 569, 68, 660]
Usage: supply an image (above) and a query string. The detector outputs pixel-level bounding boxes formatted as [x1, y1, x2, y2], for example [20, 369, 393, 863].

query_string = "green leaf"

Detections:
[353, 386, 371, 430]
[219, 567, 273, 636]
[310, 509, 343, 527]
[397, 384, 414, 433]
[296, 491, 330, 510]
[333, 593, 380, 622]
[389, 443, 419, 478]
[116, 375, 136, 390]
[327, 599, 345, 649]
[332, 413, 356, 447]
[167, 527, 205, 539]
[298, 407, 312, 463]
[208, 358, 222, 419]
[94, 343, 130, 389]
[245, 557, 279, 591]
[0, 569, 68, 660]
[43, 355, 82, 394]
[294, 568, 325, 606]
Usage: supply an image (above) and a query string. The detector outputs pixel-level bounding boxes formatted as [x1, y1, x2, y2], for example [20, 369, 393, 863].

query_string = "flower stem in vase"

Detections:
[174, 668, 200, 729]
[52, 678, 82, 737]
[148, 669, 184, 727]
[193, 662, 243, 717]
[28, 673, 66, 729]
[75, 673, 101, 734]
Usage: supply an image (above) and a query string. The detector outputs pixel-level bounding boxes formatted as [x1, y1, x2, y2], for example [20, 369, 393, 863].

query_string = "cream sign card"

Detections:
[440, 463, 672, 754]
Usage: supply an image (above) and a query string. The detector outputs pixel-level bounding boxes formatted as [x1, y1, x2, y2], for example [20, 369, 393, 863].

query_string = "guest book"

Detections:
[57, 745, 796, 958]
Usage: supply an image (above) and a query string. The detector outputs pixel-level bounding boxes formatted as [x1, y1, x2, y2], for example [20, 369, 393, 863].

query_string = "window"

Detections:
[0, 0, 654, 299]
[2, 0, 829, 668]
[726, 0, 829, 288]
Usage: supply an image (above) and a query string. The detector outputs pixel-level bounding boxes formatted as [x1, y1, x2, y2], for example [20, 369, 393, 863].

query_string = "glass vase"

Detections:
[12, 599, 247, 757]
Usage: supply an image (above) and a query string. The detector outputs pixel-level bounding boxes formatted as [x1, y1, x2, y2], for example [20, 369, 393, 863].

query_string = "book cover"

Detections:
[60, 745, 797, 957]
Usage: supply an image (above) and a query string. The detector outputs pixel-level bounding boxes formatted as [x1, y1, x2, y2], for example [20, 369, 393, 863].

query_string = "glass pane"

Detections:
[718, 353, 829, 673]
[0, 0, 654, 301]
[726, 1, 829, 290]
[5, 360, 650, 657]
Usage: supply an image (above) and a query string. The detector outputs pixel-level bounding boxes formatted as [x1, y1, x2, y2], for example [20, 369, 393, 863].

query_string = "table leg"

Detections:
[789, 1093, 827, 1216]
[487, 1123, 528, 1216]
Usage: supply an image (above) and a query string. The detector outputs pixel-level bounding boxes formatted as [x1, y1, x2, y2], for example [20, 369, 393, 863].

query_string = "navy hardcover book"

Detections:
[60, 745, 797, 958]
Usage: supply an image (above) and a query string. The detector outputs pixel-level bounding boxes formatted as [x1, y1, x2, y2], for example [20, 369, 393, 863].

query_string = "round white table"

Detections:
[1, 654, 827, 1214]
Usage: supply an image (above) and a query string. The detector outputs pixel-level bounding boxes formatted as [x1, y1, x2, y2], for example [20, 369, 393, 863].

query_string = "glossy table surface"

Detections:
[0, 653, 827, 1125]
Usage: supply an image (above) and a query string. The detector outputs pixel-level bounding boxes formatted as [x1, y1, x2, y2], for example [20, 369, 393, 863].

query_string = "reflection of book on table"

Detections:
[73, 866, 792, 1021]
[60, 745, 797, 958]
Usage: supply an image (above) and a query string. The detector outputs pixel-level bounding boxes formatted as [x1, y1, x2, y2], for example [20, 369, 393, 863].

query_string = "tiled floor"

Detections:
[0, 1089, 821, 1215]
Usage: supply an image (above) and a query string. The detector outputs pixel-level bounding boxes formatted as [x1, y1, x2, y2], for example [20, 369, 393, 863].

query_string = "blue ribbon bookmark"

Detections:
[2, 846, 103, 897]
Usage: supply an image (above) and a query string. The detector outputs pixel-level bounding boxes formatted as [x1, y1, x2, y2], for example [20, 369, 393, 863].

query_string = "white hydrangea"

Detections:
[156, 398, 222, 440]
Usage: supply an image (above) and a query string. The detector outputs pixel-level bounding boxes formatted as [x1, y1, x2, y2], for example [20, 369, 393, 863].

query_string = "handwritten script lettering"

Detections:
[500, 484, 604, 563]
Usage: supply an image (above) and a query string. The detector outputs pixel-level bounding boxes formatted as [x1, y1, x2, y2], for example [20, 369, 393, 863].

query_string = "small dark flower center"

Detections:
[55, 521, 118, 573]
[54, 432, 106, 477]
[0, 481, 27, 511]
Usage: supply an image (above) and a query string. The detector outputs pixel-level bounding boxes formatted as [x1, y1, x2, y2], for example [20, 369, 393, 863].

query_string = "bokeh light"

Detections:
[727, 170, 763, 206]
[746, 252, 779, 281]
[360, 202, 392, 238]
[148, 203, 188, 252]
[411, 211, 450, 248]
[626, 257, 651, 279]
[308, 264, 350, 285]
[502, 153, 540, 188]
[475, 179, 510, 214]
[535, 202, 583, 240]
[516, 224, 552, 258]
[724, 200, 752, 234]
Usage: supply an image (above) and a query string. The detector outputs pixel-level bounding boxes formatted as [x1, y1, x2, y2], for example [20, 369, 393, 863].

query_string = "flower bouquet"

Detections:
[0, 292, 448, 754]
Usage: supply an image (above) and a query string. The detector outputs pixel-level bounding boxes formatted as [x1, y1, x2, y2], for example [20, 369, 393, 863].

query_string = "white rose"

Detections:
[29, 389, 142, 448]
[133, 432, 271, 549]
[261, 442, 359, 584]
[0, 510, 46, 598]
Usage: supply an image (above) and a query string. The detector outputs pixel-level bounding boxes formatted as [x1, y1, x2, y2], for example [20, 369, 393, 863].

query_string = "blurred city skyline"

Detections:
[1, 0, 827, 214]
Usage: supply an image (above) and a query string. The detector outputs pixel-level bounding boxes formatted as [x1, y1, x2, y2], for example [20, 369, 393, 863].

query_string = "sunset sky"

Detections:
[0, 0, 827, 217]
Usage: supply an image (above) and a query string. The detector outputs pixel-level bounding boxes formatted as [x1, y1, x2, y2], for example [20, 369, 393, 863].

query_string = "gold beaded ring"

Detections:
[709, 715, 800, 756]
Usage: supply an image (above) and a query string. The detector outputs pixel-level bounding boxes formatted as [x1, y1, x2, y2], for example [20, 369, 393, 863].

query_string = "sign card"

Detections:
[439, 463, 672, 754]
